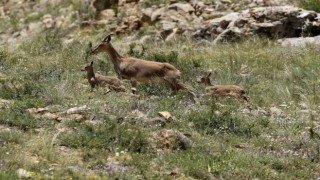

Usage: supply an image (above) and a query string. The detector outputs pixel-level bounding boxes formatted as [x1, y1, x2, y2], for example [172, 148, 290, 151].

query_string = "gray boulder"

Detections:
[193, 6, 320, 43]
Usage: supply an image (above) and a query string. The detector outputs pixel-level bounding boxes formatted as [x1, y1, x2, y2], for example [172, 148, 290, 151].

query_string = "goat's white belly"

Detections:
[137, 77, 165, 83]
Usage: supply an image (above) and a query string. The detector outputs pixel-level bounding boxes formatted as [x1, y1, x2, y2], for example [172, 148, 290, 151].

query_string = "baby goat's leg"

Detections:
[231, 92, 251, 105]
[130, 77, 138, 94]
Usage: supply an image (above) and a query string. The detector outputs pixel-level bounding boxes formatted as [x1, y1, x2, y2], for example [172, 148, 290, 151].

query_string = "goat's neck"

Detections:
[105, 44, 123, 66]
[105, 44, 123, 79]
[87, 68, 95, 80]
[205, 79, 213, 87]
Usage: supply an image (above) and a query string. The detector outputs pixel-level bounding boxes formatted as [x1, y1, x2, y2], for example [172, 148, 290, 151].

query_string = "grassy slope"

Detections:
[0, 30, 320, 179]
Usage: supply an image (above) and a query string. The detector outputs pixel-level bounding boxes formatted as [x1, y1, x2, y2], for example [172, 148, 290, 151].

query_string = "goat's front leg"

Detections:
[170, 84, 178, 96]
[130, 77, 137, 94]
[164, 77, 177, 96]
[114, 66, 122, 80]
[90, 84, 95, 92]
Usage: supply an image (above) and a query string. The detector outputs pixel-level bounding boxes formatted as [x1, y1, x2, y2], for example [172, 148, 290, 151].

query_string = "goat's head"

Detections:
[91, 33, 115, 54]
[196, 72, 212, 85]
[81, 61, 94, 71]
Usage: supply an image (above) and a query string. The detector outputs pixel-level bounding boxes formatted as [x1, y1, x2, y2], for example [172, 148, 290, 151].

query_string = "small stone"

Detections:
[177, 134, 192, 150]
[17, 168, 32, 178]
[158, 111, 173, 120]
[270, 106, 282, 116]
[66, 105, 88, 114]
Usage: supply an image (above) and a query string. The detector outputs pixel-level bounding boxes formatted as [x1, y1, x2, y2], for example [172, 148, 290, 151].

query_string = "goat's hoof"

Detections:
[170, 92, 177, 97]
[131, 88, 137, 94]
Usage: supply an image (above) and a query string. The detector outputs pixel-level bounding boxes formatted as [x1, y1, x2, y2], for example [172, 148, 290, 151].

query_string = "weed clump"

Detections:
[59, 118, 150, 153]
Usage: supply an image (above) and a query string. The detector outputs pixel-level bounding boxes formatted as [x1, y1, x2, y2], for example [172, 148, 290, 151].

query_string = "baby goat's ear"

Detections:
[90, 61, 94, 66]
[207, 72, 212, 78]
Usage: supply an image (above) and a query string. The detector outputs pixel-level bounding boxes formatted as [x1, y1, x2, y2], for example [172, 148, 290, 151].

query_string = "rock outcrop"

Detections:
[1, 0, 314, 46]
[193, 6, 320, 43]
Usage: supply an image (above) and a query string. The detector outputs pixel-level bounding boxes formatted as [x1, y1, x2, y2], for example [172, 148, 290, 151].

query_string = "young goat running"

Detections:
[196, 72, 249, 102]
[81, 61, 127, 92]
[90, 33, 196, 98]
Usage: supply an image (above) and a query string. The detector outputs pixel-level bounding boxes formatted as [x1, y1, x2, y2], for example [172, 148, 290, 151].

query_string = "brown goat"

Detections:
[81, 61, 127, 92]
[196, 72, 249, 102]
[90, 33, 196, 97]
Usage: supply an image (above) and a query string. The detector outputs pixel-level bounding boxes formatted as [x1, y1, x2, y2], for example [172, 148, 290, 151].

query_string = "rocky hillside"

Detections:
[1, 0, 307, 46]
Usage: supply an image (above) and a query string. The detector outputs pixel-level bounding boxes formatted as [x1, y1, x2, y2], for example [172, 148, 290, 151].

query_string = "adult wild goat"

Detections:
[196, 72, 249, 102]
[90, 33, 195, 98]
[81, 61, 127, 92]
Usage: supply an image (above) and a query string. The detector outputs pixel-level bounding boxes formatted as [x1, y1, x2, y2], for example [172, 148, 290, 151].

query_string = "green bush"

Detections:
[127, 43, 147, 58]
[188, 106, 259, 137]
[0, 101, 40, 131]
[0, 172, 18, 180]
[152, 51, 178, 64]
[19, 29, 62, 56]
[298, 0, 320, 12]
[0, 50, 8, 70]
[0, 75, 45, 100]
[59, 119, 150, 153]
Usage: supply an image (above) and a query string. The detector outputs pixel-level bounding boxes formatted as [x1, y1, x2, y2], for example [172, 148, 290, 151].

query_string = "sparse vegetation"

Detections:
[0, 30, 319, 179]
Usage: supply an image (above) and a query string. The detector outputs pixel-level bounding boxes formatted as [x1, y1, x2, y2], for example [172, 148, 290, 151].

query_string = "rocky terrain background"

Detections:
[4, 0, 319, 46]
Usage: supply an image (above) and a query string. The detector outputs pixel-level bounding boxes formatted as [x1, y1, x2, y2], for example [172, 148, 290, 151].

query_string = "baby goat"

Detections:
[90, 33, 196, 98]
[196, 72, 249, 102]
[81, 61, 127, 92]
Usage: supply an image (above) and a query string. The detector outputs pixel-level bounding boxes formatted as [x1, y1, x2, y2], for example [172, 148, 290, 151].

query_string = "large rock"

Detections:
[141, 8, 153, 24]
[168, 3, 195, 14]
[193, 6, 320, 43]
[99, 9, 116, 20]
[151, 7, 166, 22]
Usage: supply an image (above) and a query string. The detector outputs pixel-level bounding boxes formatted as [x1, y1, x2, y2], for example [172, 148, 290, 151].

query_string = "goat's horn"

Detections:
[102, 33, 115, 42]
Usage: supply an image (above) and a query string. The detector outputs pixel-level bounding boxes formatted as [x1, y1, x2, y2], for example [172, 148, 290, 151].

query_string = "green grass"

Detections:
[0, 28, 319, 179]
[295, 0, 320, 12]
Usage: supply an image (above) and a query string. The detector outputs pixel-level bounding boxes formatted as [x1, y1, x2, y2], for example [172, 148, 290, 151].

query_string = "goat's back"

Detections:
[121, 57, 181, 80]
[95, 73, 123, 86]
[206, 85, 244, 94]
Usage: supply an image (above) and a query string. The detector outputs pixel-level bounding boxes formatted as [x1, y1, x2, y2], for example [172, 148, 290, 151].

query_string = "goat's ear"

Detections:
[207, 72, 212, 77]
[90, 61, 94, 66]
[103, 33, 115, 42]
